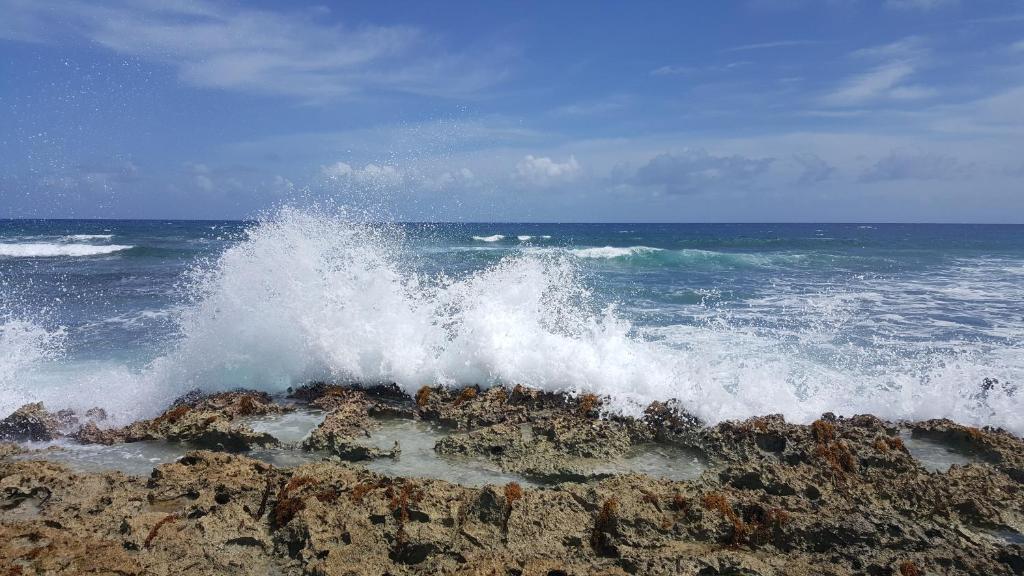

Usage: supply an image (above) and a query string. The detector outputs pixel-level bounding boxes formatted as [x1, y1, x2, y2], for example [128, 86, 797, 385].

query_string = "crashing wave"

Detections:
[0, 243, 133, 258]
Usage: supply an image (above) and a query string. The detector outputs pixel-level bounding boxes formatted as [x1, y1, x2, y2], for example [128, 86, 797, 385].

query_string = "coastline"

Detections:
[1, 384, 1022, 575]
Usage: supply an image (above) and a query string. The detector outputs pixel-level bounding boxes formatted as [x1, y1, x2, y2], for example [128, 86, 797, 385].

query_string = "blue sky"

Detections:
[1, 0, 1022, 221]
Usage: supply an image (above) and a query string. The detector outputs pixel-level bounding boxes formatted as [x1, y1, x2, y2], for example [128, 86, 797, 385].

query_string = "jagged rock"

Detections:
[302, 392, 400, 461]
[0, 402, 63, 442]
[74, 391, 282, 451]
[910, 418, 1024, 483]
[2, 385, 1023, 575]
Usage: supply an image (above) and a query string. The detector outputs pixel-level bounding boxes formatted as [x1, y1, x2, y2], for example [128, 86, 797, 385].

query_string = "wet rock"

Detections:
[416, 385, 529, 429]
[910, 419, 1024, 483]
[301, 390, 399, 461]
[74, 391, 282, 451]
[4, 385, 1024, 575]
[0, 402, 63, 442]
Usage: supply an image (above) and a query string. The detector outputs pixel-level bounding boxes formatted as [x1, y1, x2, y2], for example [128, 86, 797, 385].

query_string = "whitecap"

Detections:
[0, 243, 133, 257]
[65, 234, 114, 241]
[472, 234, 505, 242]
[569, 246, 662, 259]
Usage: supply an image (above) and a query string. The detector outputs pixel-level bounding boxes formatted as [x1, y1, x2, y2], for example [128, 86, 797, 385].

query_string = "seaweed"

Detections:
[899, 561, 921, 576]
[811, 419, 857, 478]
[811, 419, 836, 444]
[415, 386, 432, 408]
[350, 480, 386, 503]
[578, 393, 600, 417]
[453, 387, 478, 406]
[701, 492, 789, 547]
[503, 482, 523, 533]
[271, 475, 317, 530]
[272, 497, 305, 530]
[144, 513, 178, 548]
[590, 497, 620, 556]
[389, 482, 424, 548]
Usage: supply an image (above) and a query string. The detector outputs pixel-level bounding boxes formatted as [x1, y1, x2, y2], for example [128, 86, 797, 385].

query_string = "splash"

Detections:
[143, 208, 1022, 432]
[0, 298, 66, 415]
[2, 208, 1021, 434]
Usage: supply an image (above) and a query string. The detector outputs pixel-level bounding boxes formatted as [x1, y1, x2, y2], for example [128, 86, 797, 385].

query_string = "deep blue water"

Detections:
[1, 216, 1022, 432]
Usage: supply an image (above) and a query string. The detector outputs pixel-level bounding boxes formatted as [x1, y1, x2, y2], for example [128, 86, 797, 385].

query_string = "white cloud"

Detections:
[793, 153, 837, 185]
[420, 167, 476, 191]
[0, 0, 504, 102]
[725, 40, 821, 52]
[860, 149, 973, 182]
[885, 0, 958, 11]
[631, 149, 774, 195]
[321, 161, 354, 179]
[515, 155, 581, 187]
[822, 37, 934, 107]
[321, 161, 403, 187]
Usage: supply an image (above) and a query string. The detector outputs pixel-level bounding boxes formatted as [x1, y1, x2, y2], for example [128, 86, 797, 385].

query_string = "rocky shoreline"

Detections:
[1, 384, 1022, 575]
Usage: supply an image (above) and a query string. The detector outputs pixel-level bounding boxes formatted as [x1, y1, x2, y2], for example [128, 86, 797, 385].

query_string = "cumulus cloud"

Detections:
[793, 153, 837, 185]
[419, 167, 476, 191]
[321, 161, 403, 187]
[0, 0, 504, 102]
[515, 155, 581, 187]
[631, 149, 774, 195]
[860, 150, 973, 182]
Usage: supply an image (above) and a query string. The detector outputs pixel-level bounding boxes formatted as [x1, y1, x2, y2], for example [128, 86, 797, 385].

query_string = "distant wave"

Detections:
[472, 234, 505, 242]
[66, 234, 114, 241]
[566, 246, 806, 268]
[517, 235, 533, 241]
[0, 243, 133, 258]
[570, 246, 663, 259]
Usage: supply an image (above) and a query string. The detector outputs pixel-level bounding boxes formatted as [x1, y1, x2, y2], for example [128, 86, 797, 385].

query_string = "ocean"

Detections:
[1, 209, 1022, 433]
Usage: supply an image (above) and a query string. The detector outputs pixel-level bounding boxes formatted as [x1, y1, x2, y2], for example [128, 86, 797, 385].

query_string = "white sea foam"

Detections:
[66, 234, 115, 241]
[517, 235, 533, 241]
[472, 234, 505, 242]
[3, 208, 1022, 435]
[0, 243, 133, 257]
[570, 246, 663, 259]
[0, 306, 66, 415]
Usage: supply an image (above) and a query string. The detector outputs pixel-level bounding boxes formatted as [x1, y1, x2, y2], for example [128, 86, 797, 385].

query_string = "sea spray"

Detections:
[0, 209, 1021, 434]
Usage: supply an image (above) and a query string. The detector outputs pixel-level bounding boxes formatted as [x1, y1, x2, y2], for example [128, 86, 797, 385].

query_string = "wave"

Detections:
[3, 208, 1021, 435]
[565, 246, 803, 268]
[570, 246, 663, 259]
[66, 234, 115, 241]
[517, 235, 533, 241]
[0, 297, 66, 414]
[472, 234, 505, 242]
[0, 243, 133, 258]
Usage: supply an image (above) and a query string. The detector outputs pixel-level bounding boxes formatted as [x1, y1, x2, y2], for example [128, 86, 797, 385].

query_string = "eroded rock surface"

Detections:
[74, 391, 285, 451]
[1, 385, 1022, 575]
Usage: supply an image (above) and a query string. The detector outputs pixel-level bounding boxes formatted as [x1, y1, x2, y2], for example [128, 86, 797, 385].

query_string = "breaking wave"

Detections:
[3, 208, 1021, 433]
[472, 234, 505, 242]
[0, 243, 133, 258]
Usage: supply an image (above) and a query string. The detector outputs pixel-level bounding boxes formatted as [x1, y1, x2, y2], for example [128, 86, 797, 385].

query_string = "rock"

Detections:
[0, 402, 63, 442]
[3, 384, 1024, 575]
[302, 391, 400, 461]
[910, 419, 1024, 483]
[74, 391, 282, 451]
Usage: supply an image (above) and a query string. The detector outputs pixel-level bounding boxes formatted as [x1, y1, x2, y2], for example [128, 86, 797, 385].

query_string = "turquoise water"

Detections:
[1, 212, 1022, 432]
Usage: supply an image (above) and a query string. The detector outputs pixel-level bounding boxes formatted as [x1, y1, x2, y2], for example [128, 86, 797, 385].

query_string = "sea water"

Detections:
[1, 210, 1022, 434]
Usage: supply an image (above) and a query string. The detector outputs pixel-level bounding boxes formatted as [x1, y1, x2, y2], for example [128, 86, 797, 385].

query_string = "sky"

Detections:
[0, 0, 1022, 222]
